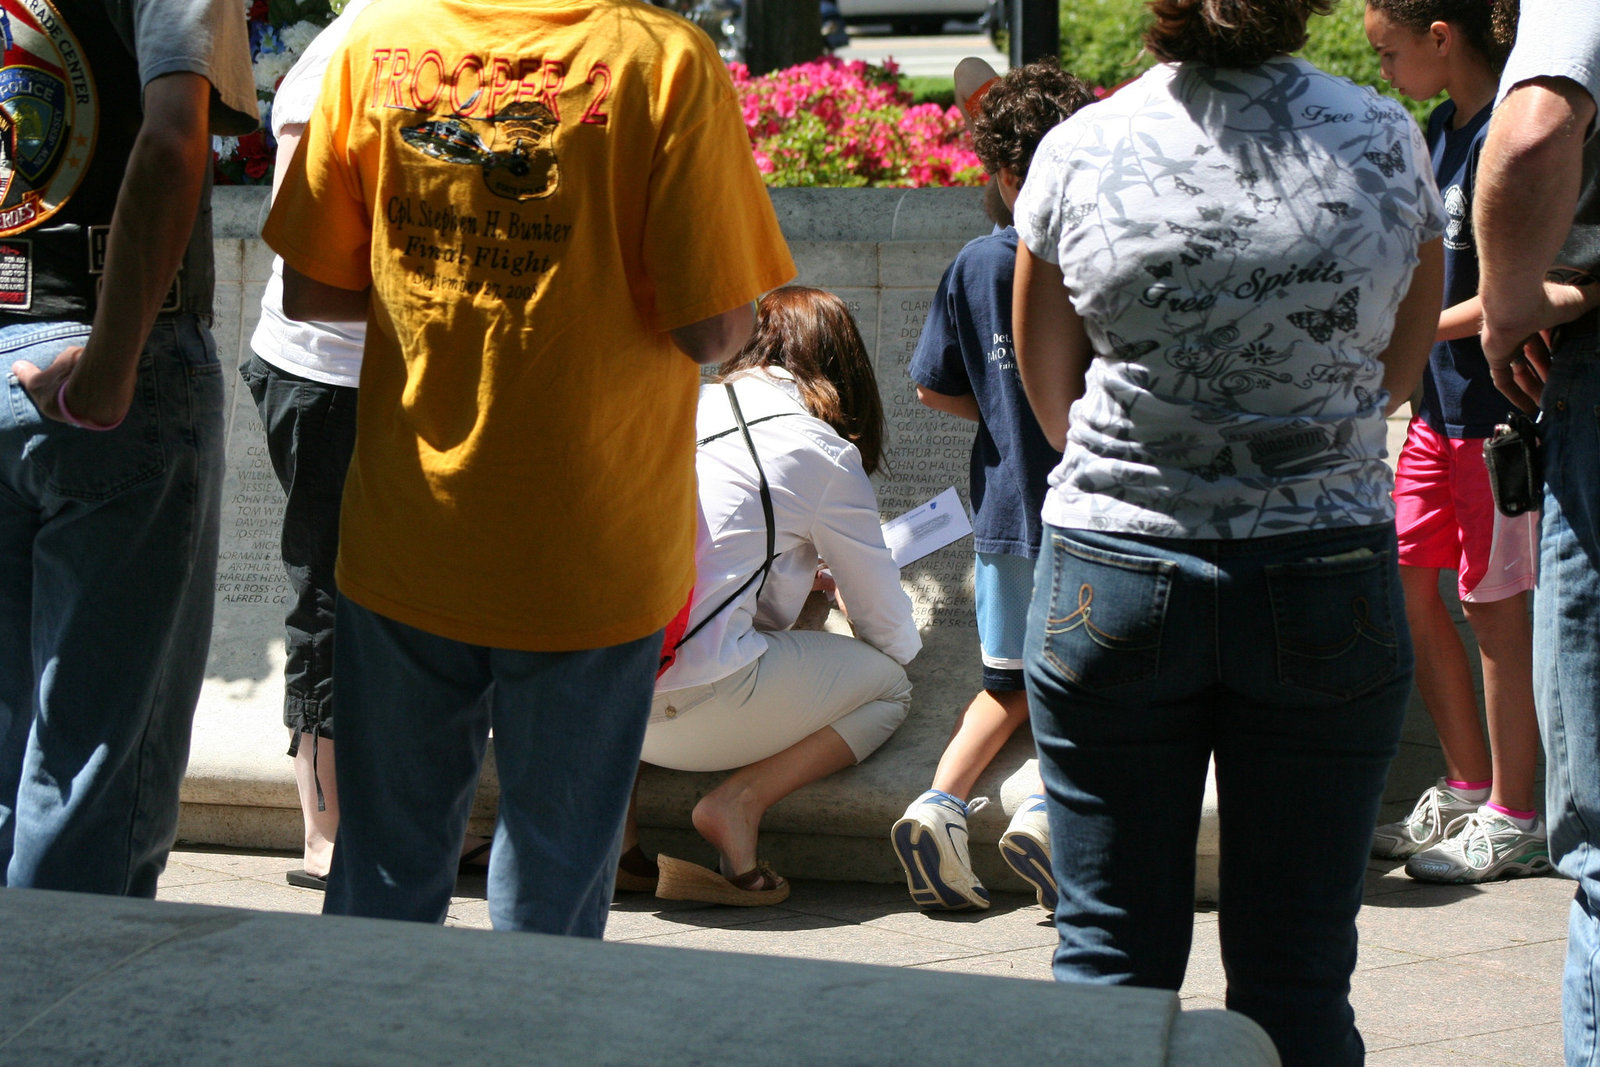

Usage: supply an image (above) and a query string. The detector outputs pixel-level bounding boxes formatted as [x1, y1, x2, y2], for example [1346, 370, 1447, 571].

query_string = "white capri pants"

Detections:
[642, 629, 911, 771]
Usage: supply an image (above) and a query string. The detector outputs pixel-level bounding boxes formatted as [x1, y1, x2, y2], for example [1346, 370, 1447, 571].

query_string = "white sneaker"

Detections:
[891, 790, 990, 911]
[998, 793, 1057, 911]
[1371, 779, 1481, 859]
[1405, 808, 1553, 884]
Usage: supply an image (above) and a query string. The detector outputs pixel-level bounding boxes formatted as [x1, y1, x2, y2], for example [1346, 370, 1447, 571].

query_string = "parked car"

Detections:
[650, 0, 849, 65]
[836, 0, 989, 35]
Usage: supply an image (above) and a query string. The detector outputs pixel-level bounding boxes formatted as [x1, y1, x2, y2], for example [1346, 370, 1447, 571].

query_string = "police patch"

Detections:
[0, 0, 95, 236]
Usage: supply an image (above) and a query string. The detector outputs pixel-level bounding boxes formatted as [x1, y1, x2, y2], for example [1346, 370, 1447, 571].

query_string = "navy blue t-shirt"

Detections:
[909, 227, 1061, 558]
[1419, 100, 1507, 439]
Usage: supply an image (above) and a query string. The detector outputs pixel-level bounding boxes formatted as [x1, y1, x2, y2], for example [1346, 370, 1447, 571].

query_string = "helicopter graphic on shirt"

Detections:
[399, 100, 559, 201]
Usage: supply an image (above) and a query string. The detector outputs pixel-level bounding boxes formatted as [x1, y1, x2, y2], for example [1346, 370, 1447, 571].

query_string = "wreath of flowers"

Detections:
[212, 0, 338, 185]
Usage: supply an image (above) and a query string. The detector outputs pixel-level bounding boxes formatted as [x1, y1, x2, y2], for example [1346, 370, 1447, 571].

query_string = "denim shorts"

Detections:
[975, 551, 1034, 691]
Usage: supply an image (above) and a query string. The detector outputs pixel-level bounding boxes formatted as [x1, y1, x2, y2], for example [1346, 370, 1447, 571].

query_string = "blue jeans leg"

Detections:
[1215, 528, 1410, 1067]
[326, 598, 658, 935]
[485, 635, 658, 935]
[1025, 529, 1210, 990]
[1532, 340, 1600, 1067]
[1025, 524, 1409, 1067]
[0, 317, 223, 896]
[324, 600, 492, 924]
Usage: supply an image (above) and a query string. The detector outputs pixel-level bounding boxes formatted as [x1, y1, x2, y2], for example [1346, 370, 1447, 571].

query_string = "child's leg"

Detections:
[1375, 419, 1491, 861]
[1402, 438, 1547, 883]
[1462, 592, 1539, 813]
[1400, 565, 1492, 784]
[1392, 419, 1493, 784]
[930, 688, 1031, 800]
[929, 550, 1037, 798]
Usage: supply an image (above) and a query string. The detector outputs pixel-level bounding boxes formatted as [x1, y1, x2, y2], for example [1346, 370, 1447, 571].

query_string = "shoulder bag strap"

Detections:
[672, 382, 782, 651]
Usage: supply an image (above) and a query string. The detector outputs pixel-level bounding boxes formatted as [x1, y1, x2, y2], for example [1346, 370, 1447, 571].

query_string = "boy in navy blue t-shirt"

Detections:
[891, 59, 1094, 912]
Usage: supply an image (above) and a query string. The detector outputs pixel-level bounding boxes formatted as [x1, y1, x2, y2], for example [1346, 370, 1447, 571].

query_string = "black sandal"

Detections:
[458, 840, 492, 873]
[285, 868, 328, 892]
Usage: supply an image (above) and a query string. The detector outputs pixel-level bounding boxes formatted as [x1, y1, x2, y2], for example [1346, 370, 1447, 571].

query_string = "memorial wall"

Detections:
[181, 186, 996, 848]
[201, 186, 994, 728]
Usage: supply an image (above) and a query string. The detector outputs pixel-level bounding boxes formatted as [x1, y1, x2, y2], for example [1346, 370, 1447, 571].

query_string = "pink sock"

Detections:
[1447, 778, 1493, 792]
[1487, 802, 1539, 827]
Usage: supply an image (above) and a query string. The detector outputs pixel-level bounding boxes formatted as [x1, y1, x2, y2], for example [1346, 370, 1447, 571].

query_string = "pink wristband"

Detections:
[56, 379, 125, 431]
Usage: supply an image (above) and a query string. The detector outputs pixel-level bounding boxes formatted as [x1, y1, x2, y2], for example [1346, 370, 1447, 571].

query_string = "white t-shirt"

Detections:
[656, 369, 920, 692]
[1016, 58, 1447, 539]
[1497, 0, 1600, 112]
[248, 0, 375, 387]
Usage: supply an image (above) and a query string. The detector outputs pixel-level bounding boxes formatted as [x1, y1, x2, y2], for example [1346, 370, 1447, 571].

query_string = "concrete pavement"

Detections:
[153, 834, 1571, 1066]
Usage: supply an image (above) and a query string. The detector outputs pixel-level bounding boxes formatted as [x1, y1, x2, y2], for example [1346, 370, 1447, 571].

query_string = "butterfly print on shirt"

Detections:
[1288, 287, 1361, 343]
[1363, 142, 1406, 178]
[1105, 331, 1159, 360]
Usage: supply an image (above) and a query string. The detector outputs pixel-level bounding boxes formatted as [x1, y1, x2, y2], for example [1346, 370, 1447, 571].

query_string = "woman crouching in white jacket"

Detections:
[620, 285, 920, 906]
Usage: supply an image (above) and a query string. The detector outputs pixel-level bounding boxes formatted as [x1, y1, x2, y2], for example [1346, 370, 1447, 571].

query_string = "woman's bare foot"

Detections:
[691, 784, 763, 878]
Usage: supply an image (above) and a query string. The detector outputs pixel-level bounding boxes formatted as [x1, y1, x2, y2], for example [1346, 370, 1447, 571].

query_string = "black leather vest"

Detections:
[0, 0, 203, 324]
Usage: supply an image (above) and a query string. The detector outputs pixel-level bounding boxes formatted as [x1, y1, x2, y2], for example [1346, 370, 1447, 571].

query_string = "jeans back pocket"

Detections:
[1038, 533, 1175, 692]
[1265, 551, 1401, 701]
[2, 325, 168, 505]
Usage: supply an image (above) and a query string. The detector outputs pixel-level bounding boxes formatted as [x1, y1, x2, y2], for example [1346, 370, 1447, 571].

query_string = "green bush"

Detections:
[1057, 0, 1155, 90]
[1302, 2, 1442, 122]
[902, 76, 957, 109]
[1050, 0, 1442, 123]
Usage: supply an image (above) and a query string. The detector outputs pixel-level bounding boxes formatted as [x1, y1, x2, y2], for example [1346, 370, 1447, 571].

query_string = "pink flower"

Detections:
[734, 55, 1021, 188]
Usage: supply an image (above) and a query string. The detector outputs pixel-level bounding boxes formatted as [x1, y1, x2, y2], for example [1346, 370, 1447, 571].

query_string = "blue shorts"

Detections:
[976, 551, 1036, 692]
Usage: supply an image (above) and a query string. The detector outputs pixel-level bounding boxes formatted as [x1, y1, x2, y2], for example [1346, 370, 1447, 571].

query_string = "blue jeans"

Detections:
[325, 598, 660, 935]
[1025, 522, 1411, 1067]
[1532, 337, 1600, 1066]
[0, 317, 223, 896]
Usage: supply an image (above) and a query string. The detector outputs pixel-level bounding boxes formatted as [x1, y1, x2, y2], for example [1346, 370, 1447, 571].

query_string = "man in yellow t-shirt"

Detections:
[262, 0, 795, 935]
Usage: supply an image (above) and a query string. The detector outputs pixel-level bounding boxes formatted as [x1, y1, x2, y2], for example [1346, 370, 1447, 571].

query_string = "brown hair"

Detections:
[716, 286, 886, 475]
[1144, 0, 1337, 68]
[971, 58, 1097, 183]
[1365, 0, 1520, 73]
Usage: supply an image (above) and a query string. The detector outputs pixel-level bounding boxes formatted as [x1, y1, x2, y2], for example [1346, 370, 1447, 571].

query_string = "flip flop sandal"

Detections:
[654, 853, 790, 907]
[285, 868, 328, 892]
[615, 845, 660, 894]
[458, 840, 492, 873]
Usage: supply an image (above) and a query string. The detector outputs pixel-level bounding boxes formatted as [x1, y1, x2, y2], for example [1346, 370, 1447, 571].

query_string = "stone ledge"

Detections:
[0, 888, 1279, 1065]
[213, 184, 994, 243]
[180, 624, 1223, 900]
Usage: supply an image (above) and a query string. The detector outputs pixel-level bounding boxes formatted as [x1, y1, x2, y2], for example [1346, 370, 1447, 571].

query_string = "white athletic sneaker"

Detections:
[1370, 779, 1481, 859]
[998, 793, 1057, 911]
[891, 790, 991, 911]
[1405, 809, 1553, 884]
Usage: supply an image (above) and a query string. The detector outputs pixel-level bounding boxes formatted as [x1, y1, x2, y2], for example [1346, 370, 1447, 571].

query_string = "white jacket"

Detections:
[656, 369, 920, 691]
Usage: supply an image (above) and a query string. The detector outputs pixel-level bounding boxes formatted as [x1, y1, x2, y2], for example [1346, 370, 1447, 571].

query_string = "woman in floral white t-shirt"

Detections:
[1012, 0, 1445, 1062]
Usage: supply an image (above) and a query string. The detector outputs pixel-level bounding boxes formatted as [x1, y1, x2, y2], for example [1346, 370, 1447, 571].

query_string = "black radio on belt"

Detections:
[1483, 410, 1544, 517]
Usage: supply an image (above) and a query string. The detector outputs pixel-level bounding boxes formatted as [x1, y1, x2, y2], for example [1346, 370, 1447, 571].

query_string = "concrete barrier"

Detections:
[0, 887, 1279, 1065]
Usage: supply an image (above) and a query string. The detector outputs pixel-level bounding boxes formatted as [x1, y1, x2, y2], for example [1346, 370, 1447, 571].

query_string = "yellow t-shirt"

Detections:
[263, 0, 795, 651]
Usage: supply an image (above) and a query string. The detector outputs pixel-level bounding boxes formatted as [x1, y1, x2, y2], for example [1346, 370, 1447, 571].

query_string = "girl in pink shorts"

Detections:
[1366, 0, 1548, 883]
